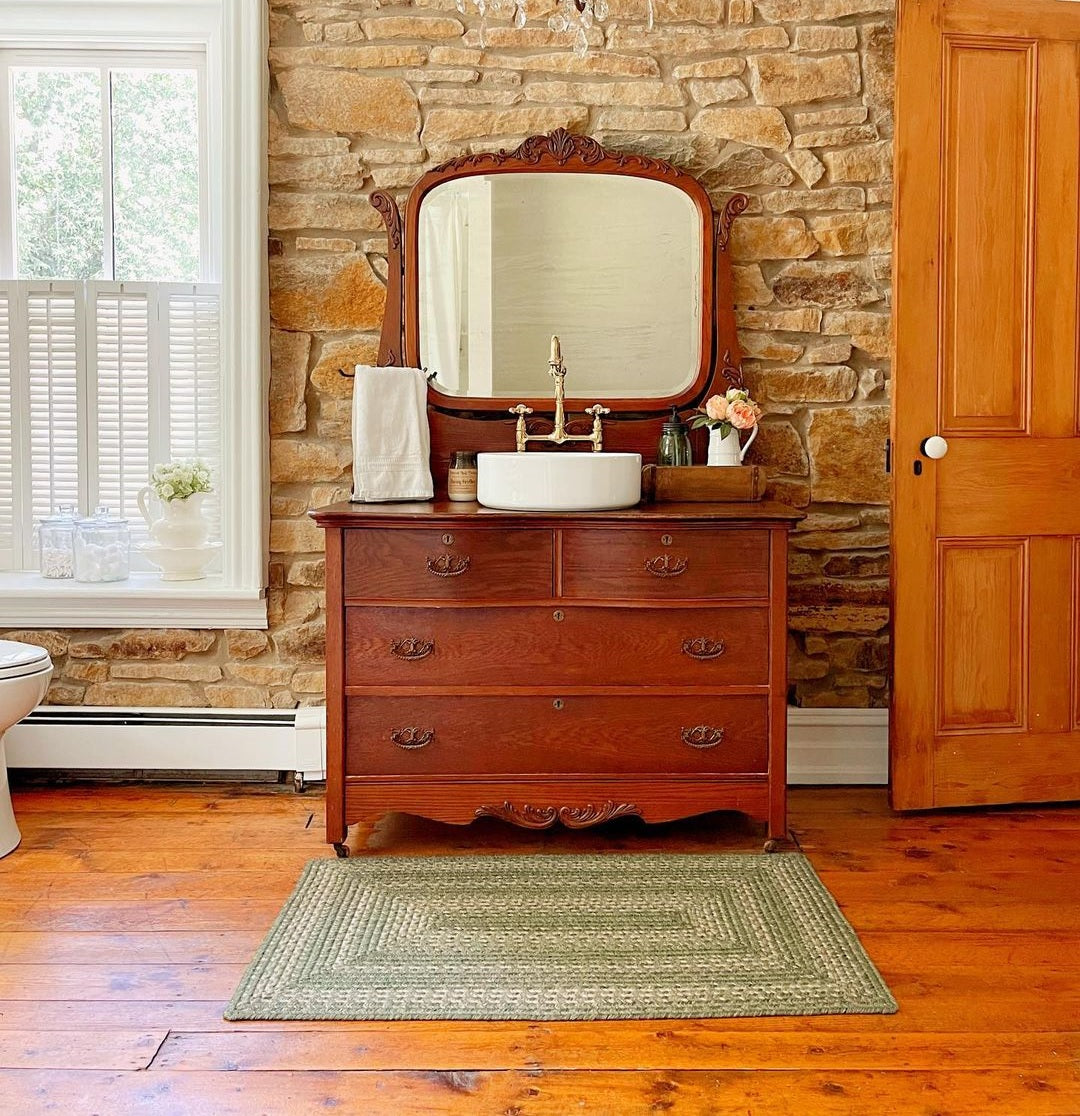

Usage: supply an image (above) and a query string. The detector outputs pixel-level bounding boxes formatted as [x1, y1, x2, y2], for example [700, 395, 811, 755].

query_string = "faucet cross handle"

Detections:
[585, 404, 611, 418]
[509, 404, 533, 417]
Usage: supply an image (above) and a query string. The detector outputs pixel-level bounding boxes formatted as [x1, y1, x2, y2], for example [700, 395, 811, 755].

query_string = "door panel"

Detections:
[893, 0, 1080, 808]
[936, 541, 1026, 731]
[941, 40, 1034, 433]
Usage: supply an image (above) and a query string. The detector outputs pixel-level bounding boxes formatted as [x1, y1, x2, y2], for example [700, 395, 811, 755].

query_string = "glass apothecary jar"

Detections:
[74, 506, 131, 583]
[38, 504, 79, 579]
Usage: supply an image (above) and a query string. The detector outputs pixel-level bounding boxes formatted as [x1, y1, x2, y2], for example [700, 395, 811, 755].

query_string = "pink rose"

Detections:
[704, 395, 728, 421]
[727, 400, 759, 430]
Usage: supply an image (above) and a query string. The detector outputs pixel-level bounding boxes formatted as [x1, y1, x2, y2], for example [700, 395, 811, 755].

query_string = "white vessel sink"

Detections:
[476, 451, 642, 512]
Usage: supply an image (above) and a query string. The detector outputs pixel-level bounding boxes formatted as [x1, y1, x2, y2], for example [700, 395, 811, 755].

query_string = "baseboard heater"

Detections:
[6, 705, 885, 787]
[6, 705, 327, 787]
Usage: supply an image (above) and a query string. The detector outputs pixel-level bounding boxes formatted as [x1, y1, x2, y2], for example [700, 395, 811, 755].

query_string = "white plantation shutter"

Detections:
[165, 284, 222, 539]
[89, 284, 154, 547]
[0, 281, 223, 570]
[26, 285, 85, 537]
[0, 288, 15, 568]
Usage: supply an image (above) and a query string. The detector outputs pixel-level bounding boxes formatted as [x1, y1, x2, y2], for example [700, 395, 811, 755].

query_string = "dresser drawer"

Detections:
[345, 605, 769, 687]
[560, 528, 770, 600]
[344, 527, 554, 600]
[346, 695, 769, 775]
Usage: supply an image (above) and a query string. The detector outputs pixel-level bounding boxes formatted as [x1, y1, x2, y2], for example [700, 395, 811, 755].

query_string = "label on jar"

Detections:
[447, 466, 478, 500]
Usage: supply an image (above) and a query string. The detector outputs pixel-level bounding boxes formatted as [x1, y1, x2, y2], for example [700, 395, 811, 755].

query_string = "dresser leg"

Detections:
[333, 839, 350, 859]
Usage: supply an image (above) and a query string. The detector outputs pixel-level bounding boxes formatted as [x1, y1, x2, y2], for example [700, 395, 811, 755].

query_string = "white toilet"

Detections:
[0, 640, 54, 858]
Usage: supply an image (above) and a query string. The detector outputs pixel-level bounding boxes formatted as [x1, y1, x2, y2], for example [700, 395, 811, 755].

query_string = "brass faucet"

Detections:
[510, 337, 610, 453]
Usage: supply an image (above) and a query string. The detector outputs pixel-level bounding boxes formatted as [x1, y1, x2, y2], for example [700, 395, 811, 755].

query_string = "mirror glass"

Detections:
[417, 172, 703, 400]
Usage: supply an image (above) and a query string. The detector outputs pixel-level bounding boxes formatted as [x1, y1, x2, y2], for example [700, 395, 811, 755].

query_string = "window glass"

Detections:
[12, 67, 104, 280]
[111, 68, 201, 282]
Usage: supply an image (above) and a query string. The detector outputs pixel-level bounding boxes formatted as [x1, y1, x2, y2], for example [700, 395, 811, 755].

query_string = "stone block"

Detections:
[270, 254, 385, 332]
[750, 53, 860, 106]
[732, 264, 773, 307]
[794, 124, 878, 149]
[278, 71, 421, 141]
[823, 141, 892, 184]
[752, 365, 857, 403]
[110, 663, 223, 682]
[595, 109, 687, 132]
[104, 630, 216, 661]
[1, 629, 68, 657]
[227, 629, 270, 661]
[772, 260, 880, 309]
[479, 51, 660, 77]
[292, 669, 327, 693]
[737, 307, 822, 332]
[862, 21, 895, 107]
[421, 105, 588, 143]
[792, 25, 857, 51]
[269, 46, 429, 70]
[794, 106, 868, 128]
[268, 154, 366, 191]
[730, 216, 816, 261]
[687, 79, 748, 106]
[274, 619, 327, 663]
[822, 310, 890, 358]
[270, 440, 352, 483]
[206, 685, 272, 709]
[701, 146, 794, 188]
[738, 333, 804, 362]
[361, 16, 464, 38]
[606, 26, 789, 52]
[289, 558, 326, 587]
[672, 59, 745, 80]
[85, 682, 204, 707]
[46, 682, 86, 705]
[690, 107, 792, 150]
[295, 237, 355, 252]
[270, 329, 311, 435]
[225, 664, 297, 686]
[786, 149, 824, 187]
[756, 0, 891, 18]
[807, 405, 890, 503]
[747, 419, 808, 475]
[311, 336, 381, 397]
[272, 518, 327, 555]
[765, 188, 865, 213]
[522, 81, 686, 107]
[268, 192, 383, 232]
[788, 604, 890, 634]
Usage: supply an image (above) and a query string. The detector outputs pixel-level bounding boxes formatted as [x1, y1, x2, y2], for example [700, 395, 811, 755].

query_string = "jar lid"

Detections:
[450, 451, 477, 466]
[40, 504, 79, 526]
[77, 506, 128, 527]
[661, 406, 689, 435]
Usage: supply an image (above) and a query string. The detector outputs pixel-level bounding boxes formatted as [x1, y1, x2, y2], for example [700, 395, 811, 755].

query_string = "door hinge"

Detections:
[884, 437, 892, 474]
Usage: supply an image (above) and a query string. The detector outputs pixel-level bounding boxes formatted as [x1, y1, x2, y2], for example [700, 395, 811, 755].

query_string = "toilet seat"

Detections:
[0, 640, 52, 682]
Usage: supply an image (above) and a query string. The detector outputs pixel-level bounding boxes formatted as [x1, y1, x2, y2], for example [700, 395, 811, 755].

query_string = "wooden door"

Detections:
[892, 0, 1080, 808]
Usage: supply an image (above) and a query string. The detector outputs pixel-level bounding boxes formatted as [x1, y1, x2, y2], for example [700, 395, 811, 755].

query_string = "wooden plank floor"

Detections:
[0, 784, 1078, 1114]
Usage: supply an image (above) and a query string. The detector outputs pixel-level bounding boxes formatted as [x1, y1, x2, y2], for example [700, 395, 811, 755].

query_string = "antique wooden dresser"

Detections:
[312, 500, 799, 854]
[310, 130, 801, 853]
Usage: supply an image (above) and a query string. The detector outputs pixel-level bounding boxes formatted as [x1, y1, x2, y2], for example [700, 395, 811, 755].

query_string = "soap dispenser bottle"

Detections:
[657, 406, 693, 466]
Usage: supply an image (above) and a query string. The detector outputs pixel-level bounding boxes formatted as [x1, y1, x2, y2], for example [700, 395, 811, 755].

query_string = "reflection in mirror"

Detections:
[418, 173, 703, 400]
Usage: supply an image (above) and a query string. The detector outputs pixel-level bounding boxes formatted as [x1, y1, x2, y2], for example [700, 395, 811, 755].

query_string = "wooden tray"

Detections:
[641, 464, 766, 503]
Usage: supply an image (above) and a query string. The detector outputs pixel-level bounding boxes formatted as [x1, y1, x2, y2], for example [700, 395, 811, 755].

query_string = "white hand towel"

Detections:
[350, 365, 434, 503]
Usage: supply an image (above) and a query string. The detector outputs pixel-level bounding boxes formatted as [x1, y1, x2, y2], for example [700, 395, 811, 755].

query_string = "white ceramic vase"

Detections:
[137, 489, 209, 548]
[707, 424, 758, 466]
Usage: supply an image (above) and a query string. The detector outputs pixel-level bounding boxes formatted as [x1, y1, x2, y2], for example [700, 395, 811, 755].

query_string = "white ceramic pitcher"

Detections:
[136, 488, 209, 548]
[707, 425, 758, 467]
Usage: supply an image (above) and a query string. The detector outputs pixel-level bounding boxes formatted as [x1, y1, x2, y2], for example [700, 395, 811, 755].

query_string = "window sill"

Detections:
[0, 572, 267, 629]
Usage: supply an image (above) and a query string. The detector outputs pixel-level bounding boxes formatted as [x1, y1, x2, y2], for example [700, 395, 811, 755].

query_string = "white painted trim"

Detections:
[787, 706, 888, 785]
[6, 706, 325, 783]
[4, 706, 886, 787]
[0, 571, 266, 627]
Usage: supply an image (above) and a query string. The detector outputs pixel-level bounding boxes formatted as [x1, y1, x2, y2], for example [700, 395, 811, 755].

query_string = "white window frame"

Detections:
[0, 0, 268, 628]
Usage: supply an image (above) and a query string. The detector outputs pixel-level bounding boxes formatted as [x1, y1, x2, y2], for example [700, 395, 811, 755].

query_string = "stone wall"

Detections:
[4, 0, 895, 711]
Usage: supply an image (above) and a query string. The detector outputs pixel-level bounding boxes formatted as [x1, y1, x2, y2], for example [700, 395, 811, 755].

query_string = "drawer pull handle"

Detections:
[682, 637, 726, 660]
[645, 554, 688, 578]
[681, 725, 725, 750]
[390, 638, 434, 661]
[426, 553, 471, 577]
[390, 727, 434, 750]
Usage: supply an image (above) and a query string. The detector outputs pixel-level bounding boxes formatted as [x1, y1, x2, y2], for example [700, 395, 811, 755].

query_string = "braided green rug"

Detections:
[225, 853, 896, 1021]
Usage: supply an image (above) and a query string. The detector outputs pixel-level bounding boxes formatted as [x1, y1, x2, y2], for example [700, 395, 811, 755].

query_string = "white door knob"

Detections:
[921, 436, 949, 460]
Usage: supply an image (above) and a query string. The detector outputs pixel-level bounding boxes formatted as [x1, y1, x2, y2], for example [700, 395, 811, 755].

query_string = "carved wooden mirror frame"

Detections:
[371, 129, 747, 418]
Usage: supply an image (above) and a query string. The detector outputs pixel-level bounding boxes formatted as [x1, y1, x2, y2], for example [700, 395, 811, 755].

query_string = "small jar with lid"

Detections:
[38, 504, 78, 579]
[447, 451, 478, 502]
[657, 407, 693, 466]
[74, 506, 131, 583]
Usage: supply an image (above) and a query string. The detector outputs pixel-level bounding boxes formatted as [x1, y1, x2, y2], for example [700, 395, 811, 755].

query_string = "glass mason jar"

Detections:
[38, 504, 79, 579]
[74, 506, 131, 583]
